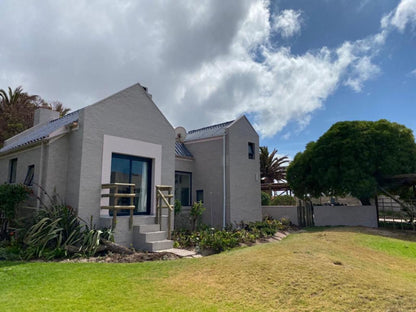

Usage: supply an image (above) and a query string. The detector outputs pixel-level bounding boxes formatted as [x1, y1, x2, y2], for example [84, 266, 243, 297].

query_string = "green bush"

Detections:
[173, 217, 291, 253]
[20, 194, 113, 260]
[271, 195, 296, 206]
[174, 199, 182, 215]
[0, 183, 31, 240]
[190, 201, 205, 231]
[261, 191, 271, 205]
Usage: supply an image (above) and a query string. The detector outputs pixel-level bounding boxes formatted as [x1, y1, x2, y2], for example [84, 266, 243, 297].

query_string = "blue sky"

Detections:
[262, 0, 416, 157]
[0, 0, 415, 159]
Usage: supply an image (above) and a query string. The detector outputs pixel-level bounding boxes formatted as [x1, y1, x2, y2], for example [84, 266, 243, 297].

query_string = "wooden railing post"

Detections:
[101, 183, 136, 230]
[167, 187, 172, 239]
[155, 185, 174, 239]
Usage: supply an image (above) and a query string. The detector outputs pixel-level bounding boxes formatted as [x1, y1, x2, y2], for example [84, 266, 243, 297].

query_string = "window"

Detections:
[8, 158, 17, 183]
[24, 165, 35, 186]
[248, 142, 255, 159]
[196, 190, 204, 203]
[110, 153, 152, 215]
[175, 172, 192, 206]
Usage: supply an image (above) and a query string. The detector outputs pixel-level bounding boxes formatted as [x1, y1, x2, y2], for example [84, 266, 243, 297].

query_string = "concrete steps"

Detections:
[132, 220, 173, 252]
[100, 215, 174, 252]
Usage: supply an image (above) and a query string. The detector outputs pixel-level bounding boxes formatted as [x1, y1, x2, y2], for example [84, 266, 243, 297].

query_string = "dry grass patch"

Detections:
[161, 227, 416, 311]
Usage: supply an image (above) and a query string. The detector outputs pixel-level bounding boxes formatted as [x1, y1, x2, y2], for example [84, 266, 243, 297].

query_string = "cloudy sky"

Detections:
[0, 0, 415, 157]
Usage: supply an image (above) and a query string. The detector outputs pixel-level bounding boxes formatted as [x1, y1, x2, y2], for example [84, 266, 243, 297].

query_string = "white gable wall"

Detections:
[226, 116, 261, 223]
[76, 84, 175, 225]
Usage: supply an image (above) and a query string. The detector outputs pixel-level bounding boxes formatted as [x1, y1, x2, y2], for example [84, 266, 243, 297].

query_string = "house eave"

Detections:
[184, 135, 224, 144]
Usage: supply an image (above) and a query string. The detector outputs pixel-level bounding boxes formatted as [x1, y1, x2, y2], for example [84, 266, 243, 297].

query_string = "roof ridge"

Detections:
[49, 109, 81, 123]
[188, 120, 234, 134]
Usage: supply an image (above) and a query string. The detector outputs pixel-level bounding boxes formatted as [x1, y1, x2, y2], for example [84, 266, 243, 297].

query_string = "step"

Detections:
[134, 231, 167, 244]
[143, 239, 174, 252]
[134, 224, 161, 233]
[132, 215, 158, 226]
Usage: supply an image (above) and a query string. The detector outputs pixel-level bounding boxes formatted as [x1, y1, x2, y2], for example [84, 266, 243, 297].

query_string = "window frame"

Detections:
[248, 142, 255, 159]
[110, 153, 152, 215]
[24, 164, 35, 186]
[175, 171, 192, 206]
[196, 190, 204, 203]
[8, 158, 17, 184]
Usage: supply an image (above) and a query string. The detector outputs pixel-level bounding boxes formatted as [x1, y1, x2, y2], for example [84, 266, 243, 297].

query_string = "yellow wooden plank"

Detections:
[101, 193, 136, 198]
[101, 205, 135, 210]
[102, 183, 135, 189]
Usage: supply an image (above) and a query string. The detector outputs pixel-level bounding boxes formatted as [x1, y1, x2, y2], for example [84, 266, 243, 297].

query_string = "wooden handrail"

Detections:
[101, 183, 135, 229]
[155, 185, 173, 239]
[102, 182, 136, 188]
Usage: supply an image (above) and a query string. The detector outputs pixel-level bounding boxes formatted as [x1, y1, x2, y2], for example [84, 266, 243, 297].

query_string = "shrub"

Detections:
[261, 191, 271, 205]
[173, 217, 291, 254]
[271, 195, 296, 206]
[190, 201, 205, 231]
[174, 199, 182, 215]
[20, 193, 113, 260]
[0, 183, 31, 240]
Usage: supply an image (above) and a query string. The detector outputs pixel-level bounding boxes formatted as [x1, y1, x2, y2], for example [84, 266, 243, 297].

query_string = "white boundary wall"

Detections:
[314, 205, 377, 227]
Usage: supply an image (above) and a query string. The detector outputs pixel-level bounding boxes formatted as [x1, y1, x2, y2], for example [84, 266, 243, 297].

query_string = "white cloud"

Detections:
[0, 0, 413, 139]
[382, 0, 416, 32]
[271, 9, 302, 38]
[410, 68, 416, 77]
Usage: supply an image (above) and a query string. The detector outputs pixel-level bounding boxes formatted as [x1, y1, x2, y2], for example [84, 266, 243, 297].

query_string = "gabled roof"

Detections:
[175, 142, 193, 158]
[0, 110, 80, 154]
[185, 120, 234, 141]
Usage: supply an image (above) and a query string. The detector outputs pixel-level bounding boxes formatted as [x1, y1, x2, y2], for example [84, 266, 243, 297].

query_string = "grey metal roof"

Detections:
[0, 110, 80, 153]
[175, 142, 193, 158]
[185, 120, 234, 141]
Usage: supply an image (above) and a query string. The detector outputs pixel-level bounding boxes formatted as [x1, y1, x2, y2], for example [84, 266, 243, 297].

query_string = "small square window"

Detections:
[248, 142, 255, 159]
[24, 165, 35, 186]
[8, 158, 17, 183]
[196, 190, 204, 203]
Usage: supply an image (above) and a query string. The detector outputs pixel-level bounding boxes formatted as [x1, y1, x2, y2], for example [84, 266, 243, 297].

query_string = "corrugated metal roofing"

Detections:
[0, 110, 80, 153]
[185, 120, 234, 141]
[175, 142, 193, 158]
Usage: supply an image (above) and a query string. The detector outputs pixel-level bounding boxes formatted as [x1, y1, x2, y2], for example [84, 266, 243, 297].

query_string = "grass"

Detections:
[1, 227, 416, 311]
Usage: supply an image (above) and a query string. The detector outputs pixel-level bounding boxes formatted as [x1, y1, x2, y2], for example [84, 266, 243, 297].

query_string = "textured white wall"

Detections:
[314, 205, 378, 227]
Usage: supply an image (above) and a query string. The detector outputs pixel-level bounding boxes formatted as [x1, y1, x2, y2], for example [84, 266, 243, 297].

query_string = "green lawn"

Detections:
[1, 227, 416, 311]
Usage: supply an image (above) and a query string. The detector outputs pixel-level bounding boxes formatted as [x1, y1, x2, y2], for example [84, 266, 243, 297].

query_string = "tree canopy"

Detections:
[287, 120, 416, 205]
[0, 86, 70, 147]
[0, 87, 38, 146]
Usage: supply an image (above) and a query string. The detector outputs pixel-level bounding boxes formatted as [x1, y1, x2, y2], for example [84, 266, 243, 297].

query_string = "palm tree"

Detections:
[0, 86, 38, 146]
[260, 146, 289, 184]
[51, 101, 71, 117]
[0, 87, 71, 146]
[39, 101, 71, 117]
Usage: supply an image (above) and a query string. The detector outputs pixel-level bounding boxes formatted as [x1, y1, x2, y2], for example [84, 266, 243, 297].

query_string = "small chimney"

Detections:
[34, 108, 60, 126]
[142, 85, 152, 99]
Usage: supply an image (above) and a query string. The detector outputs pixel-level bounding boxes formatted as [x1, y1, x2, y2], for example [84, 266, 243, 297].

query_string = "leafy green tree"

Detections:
[0, 184, 31, 240]
[287, 120, 416, 205]
[0, 87, 38, 146]
[260, 146, 289, 184]
[0, 86, 70, 147]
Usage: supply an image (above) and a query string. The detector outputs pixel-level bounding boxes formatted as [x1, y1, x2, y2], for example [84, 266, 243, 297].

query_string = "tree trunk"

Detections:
[101, 239, 135, 254]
